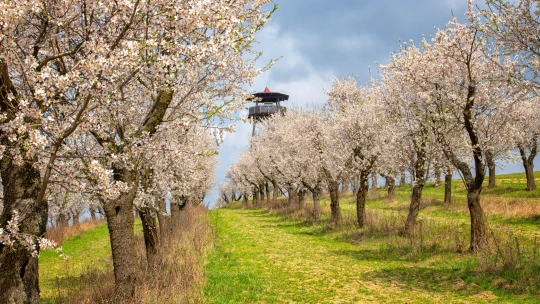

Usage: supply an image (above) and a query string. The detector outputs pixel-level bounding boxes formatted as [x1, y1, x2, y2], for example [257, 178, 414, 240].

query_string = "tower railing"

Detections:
[248, 105, 286, 118]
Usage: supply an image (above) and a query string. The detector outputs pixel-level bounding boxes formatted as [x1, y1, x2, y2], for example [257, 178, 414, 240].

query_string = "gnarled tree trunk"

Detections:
[139, 206, 160, 269]
[0, 152, 48, 304]
[404, 139, 427, 236]
[356, 172, 369, 228]
[328, 180, 342, 225]
[102, 168, 139, 301]
[518, 143, 537, 191]
[467, 186, 486, 251]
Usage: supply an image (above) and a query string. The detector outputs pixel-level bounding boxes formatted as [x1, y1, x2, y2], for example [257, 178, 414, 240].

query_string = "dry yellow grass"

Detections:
[481, 197, 540, 219]
[41, 205, 212, 304]
[46, 218, 107, 245]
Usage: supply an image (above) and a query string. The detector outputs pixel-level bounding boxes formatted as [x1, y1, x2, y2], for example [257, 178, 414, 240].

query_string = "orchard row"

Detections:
[0, 0, 274, 303]
[220, 0, 539, 258]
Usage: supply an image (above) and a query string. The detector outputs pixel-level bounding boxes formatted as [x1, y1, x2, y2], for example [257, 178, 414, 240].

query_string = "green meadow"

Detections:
[204, 172, 540, 303]
[39, 172, 540, 303]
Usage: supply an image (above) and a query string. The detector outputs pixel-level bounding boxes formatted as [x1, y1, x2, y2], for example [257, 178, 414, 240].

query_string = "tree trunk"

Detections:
[352, 175, 359, 196]
[434, 163, 442, 187]
[356, 172, 369, 228]
[156, 194, 169, 245]
[242, 193, 248, 209]
[297, 189, 304, 208]
[265, 183, 271, 206]
[486, 150, 496, 189]
[523, 161, 536, 191]
[387, 176, 395, 200]
[71, 211, 80, 226]
[519, 145, 537, 191]
[467, 186, 486, 252]
[404, 180, 424, 235]
[102, 168, 138, 301]
[252, 186, 259, 207]
[400, 169, 406, 186]
[328, 180, 342, 225]
[139, 207, 160, 269]
[340, 182, 346, 195]
[404, 144, 427, 236]
[0, 153, 48, 304]
[57, 213, 69, 228]
[259, 184, 265, 202]
[89, 207, 96, 221]
[287, 185, 297, 206]
[371, 173, 378, 190]
[170, 197, 185, 231]
[312, 187, 321, 220]
[272, 180, 278, 205]
[444, 168, 452, 205]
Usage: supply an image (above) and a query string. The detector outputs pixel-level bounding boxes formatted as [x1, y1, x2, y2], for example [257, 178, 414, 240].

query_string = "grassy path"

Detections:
[204, 206, 533, 303]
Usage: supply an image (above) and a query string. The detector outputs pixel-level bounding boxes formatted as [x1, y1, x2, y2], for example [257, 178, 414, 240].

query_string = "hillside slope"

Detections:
[205, 173, 540, 303]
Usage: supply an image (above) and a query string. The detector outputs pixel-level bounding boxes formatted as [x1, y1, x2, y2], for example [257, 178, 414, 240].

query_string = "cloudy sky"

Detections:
[206, 0, 535, 206]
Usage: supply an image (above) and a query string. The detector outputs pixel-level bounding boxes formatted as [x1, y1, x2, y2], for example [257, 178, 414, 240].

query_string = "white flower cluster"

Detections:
[0, 211, 64, 258]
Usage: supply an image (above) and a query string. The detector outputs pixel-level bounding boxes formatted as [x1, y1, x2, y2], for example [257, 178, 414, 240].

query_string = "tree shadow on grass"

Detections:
[331, 248, 538, 301]
[363, 265, 485, 299]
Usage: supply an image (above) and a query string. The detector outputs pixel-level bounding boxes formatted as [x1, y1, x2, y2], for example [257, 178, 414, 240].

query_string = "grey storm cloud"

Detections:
[260, 0, 469, 84]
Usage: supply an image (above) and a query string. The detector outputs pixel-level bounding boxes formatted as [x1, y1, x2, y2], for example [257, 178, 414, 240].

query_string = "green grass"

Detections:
[37, 172, 539, 303]
[204, 172, 540, 303]
[39, 220, 143, 302]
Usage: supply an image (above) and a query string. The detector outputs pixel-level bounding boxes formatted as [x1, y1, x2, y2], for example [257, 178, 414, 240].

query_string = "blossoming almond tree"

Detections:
[257, 107, 331, 218]
[325, 77, 395, 228]
[0, 1, 159, 300]
[513, 100, 540, 191]
[379, 47, 441, 235]
[411, 9, 521, 251]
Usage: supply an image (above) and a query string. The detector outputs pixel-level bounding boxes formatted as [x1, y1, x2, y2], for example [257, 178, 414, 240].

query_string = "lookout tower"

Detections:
[248, 87, 289, 136]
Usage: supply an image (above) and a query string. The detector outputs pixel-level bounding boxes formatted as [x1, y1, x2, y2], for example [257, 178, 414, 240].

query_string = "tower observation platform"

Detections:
[247, 87, 289, 120]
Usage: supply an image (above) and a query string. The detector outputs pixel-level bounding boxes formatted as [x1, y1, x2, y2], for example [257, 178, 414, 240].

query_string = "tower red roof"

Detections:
[263, 87, 271, 93]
